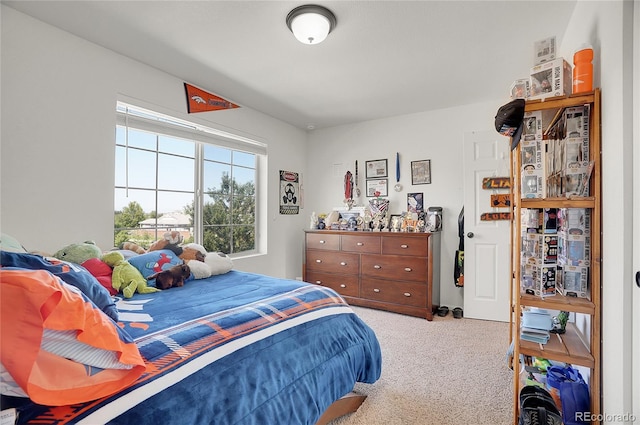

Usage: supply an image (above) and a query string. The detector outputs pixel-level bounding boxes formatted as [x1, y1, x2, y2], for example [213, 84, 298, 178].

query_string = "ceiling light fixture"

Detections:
[286, 4, 337, 45]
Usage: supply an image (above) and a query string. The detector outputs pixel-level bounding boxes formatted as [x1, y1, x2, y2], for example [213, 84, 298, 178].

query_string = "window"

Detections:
[114, 102, 265, 255]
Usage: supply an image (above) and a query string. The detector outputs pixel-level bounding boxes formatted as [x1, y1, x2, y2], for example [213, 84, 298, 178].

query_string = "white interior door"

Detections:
[462, 131, 511, 322]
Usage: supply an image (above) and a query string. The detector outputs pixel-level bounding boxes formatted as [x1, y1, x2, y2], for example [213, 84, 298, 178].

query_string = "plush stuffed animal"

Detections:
[148, 231, 184, 256]
[53, 241, 102, 265]
[180, 243, 207, 262]
[119, 241, 146, 255]
[147, 264, 191, 290]
[102, 251, 161, 298]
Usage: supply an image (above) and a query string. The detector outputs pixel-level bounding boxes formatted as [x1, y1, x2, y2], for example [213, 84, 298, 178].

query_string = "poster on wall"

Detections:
[184, 83, 240, 113]
[280, 170, 300, 215]
[407, 192, 424, 215]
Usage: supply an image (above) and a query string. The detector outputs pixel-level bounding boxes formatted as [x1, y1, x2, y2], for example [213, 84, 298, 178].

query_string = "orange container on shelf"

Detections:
[573, 45, 593, 94]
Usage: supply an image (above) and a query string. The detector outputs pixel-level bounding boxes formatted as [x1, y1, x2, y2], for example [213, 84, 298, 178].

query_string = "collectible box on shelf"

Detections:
[529, 58, 572, 100]
[564, 105, 591, 141]
[524, 264, 557, 298]
[510, 79, 530, 100]
[533, 36, 557, 65]
[520, 208, 557, 234]
[558, 233, 591, 267]
[521, 233, 542, 264]
[557, 264, 589, 298]
[543, 208, 558, 233]
[521, 208, 540, 233]
[521, 233, 558, 265]
[521, 168, 545, 199]
[522, 111, 543, 141]
[557, 208, 591, 236]
[521, 140, 543, 172]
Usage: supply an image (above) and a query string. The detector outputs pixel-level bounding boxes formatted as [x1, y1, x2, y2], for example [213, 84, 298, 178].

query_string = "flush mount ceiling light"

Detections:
[286, 4, 337, 45]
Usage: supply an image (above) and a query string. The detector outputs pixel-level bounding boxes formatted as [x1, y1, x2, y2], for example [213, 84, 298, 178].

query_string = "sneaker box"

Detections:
[557, 265, 589, 298]
[529, 58, 572, 100]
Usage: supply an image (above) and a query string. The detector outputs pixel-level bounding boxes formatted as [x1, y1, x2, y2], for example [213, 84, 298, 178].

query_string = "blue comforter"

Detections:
[10, 270, 382, 425]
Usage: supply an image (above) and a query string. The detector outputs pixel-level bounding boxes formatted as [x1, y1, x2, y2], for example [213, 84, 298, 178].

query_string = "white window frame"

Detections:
[115, 101, 266, 256]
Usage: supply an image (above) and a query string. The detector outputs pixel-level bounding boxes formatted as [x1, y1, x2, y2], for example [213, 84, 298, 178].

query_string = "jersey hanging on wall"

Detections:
[280, 170, 300, 215]
[184, 83, 240, 113]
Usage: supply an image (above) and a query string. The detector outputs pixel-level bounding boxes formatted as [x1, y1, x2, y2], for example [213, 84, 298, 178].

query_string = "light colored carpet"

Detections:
[329, 306, 514, 425]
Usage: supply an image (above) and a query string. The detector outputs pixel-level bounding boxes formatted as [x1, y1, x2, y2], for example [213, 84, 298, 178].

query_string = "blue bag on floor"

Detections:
[546, 365, 590, 425]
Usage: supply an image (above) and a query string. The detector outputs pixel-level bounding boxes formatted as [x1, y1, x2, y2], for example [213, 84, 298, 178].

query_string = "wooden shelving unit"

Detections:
[510, 89, 601, 423]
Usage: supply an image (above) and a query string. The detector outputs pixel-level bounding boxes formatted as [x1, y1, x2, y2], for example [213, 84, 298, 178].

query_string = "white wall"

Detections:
[560, 1, 635, 420]
[305, 100, 505, 308]
[0, 6, 308, 280]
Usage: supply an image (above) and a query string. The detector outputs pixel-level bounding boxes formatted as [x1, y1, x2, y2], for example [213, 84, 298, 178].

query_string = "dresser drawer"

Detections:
[381, 235, 429, 256]
[306, 250, 360, 274]
[341, 234, 380, 253]
[306, 233, 340, 250]
[361, 278, 427, 308]
[361, 254, 427, 283]
[305, 271, 359, 298]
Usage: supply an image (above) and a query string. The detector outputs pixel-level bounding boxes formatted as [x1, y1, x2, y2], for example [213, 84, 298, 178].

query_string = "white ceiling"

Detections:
[3, 0, 577, 130]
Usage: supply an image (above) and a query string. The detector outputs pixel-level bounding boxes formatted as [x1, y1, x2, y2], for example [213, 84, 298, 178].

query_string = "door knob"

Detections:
[636, 271, 640, 288]
[467, 232, 474, 238]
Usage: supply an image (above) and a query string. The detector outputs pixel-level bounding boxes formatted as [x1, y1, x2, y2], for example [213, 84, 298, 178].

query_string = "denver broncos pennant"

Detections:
[184, 83, 240, 113]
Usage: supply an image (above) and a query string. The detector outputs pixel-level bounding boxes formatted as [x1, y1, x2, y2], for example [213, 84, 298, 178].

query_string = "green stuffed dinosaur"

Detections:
[102, 251, 161, 298]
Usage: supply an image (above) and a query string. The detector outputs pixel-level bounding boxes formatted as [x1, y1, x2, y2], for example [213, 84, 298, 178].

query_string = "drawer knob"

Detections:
[356, 242, 364, 246]
[374, 265, 381, 269]
[315, 280, 322, 284]
[340, 284, 346, 288]
[400, 244, 408, 249]
[319, 240, 326, 244]
[373, 288, 380, 293]
[404, 267, 412, 272]
[404, 292, 411, 297]
[340, 261, 347, 266]
[315, 259, 322, 263]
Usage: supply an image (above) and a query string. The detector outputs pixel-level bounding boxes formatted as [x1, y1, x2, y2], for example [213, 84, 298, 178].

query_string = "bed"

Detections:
[0, 248, 382, 425]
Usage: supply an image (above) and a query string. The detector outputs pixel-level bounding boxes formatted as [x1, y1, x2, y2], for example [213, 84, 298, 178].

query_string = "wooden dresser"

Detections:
[303, 230, 441, 320]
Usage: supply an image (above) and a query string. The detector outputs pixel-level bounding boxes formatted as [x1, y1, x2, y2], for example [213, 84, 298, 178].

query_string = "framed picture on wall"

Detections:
[411, 160, 431, 185]
[365, 159, 388, 179]
[366, 178, 388, 197]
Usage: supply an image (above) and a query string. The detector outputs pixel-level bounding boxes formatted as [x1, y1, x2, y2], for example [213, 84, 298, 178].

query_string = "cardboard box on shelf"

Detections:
[533, 36, 557, 65]
[557, 208, 591, 236]
[557, 264, 589, 298]
[521, 168, 545, 199]
[558, 233, 591, 267]
[529, 58, 572, 100]
[520, 264, 557, 298]
[510, 79, 530, 100]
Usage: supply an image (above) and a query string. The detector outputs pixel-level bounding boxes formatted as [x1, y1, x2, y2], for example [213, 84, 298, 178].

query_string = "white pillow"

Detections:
[1, 232, 27, 253]
[204, 252, 233, 275]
